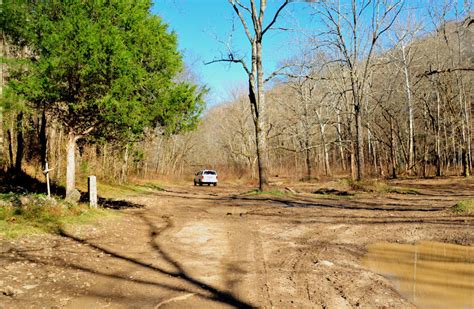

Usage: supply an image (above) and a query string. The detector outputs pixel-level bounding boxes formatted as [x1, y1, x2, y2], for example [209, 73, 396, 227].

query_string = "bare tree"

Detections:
[220, 92, 258, 176]
[279, 51, 321, 179]
[424, 0, 473, 176]
[390, 15, 423, 174]
[207, 0, 291, 190]
[312, 0, 404, 180]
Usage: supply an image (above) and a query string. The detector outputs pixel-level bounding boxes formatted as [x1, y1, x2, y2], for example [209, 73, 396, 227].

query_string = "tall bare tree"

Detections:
[390, 15, 423, 174]
[208, 0, 291, 190]
[312, 0, 404, 180]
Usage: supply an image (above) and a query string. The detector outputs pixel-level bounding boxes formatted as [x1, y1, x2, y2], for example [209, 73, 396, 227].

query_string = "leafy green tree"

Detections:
[2, 0, 205, 198]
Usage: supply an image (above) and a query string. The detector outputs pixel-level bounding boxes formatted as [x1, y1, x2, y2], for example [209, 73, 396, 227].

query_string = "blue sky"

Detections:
[151, 1, 313, 106]
[151, 0, 471, 107]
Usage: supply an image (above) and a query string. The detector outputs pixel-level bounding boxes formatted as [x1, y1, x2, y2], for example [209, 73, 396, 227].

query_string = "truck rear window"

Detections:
[204, 171, 216, 175]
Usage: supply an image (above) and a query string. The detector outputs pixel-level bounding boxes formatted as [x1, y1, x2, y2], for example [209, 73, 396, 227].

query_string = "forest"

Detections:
[1, 1, 472, 193]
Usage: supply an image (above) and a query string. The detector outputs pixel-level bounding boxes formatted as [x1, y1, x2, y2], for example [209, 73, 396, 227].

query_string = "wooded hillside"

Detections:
[165, 13, 474, 181]
[1, 1, 472, 188]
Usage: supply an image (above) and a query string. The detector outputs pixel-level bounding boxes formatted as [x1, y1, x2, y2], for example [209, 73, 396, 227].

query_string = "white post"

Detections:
[43, 162, 52, 198]
[88, 176, 97, 208]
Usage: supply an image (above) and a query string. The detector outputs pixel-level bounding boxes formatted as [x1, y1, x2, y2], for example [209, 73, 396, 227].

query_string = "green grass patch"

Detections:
[141, 182, 165, 191]
[0, 192, 16, 200]
[0, 194, 116, 239]
[451, 199, 474, 214]
[247, 188, 288, 197]
[97, 183, 149, 197]
[345, 179, 418, 195]
[312, 193, 353, 199]
[385, 186, 419, 195]
[97, 182, 164, 198]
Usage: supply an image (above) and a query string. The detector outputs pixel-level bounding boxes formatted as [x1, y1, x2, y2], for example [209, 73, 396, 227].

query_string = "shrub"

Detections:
[0, 193, 114, 238]
[451, 199, 474, 214]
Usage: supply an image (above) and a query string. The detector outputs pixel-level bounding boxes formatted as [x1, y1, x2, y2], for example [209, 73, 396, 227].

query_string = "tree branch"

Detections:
[264, 64, 292, 83]
[204, 57, 251, 76]
[229, 0, 254, 42]
[234, 0, 252, 15]
[262, 0, 290, 36]
[417, 67, 474, 78]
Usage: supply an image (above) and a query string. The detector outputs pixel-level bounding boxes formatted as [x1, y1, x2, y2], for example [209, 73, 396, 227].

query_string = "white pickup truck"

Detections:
[194, 170, 218, 186]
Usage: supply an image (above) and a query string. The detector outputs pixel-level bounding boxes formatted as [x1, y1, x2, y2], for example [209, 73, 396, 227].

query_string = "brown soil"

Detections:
[1, 178, 473, 308]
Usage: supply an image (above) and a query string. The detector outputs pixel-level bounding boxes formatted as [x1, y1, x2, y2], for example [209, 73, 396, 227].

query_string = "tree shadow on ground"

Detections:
[78, 195, 144, 209]
[148, 189, 472, 227]
[1, 209, 253, 308]
[149, 189, 449, 212]
[0, 170, 65, 195]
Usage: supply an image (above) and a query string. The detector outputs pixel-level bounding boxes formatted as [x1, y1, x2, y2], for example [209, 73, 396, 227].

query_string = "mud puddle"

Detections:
[363, 241, 474, 308]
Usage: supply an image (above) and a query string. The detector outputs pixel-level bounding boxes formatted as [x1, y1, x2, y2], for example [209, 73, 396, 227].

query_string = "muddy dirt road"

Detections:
[1, 178, 473, 308]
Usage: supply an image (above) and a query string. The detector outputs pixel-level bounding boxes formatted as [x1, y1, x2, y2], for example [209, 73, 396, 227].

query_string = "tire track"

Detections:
[252, 229, 273, 308]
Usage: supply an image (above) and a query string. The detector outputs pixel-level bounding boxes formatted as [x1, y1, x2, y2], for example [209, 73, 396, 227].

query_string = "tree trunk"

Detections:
[367, 125, 373, 174]
[336, 111, 346, 171]
[372, 140, 379, 176]
[355, 103, 364, 180]
[452, 118, 457, 171]
[15, 112, 24, 173]
[121, 144, 129, 183]
[255, 41, 269, 191]
[66, 132, 77, 199]
[56, 129, 63, 180]
[254, 116, 269, 190]
[320, 125, 331, 176]
[390, 118, 397, 179]
[462, 149, 469, 177]
[467, 98, 473, 172]
[434, 84, 442, 176]
[423, 141, 428, 178]
[458, 83, 470, 177]
[422, 108, 429, 178]
[0, 34, 4, 165]
[7, 129, 14, 169]
[350, 141, 356, 180]
[378, 148, 385, 178]
[40, 109, 47, 169]
[304, 138, 312, 181]
[402, 45, 415, 175]
[102, 143, 108, 175]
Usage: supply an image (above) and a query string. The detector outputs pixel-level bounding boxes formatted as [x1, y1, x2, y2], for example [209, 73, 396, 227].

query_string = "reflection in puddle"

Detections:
[364, 241, 473, 309]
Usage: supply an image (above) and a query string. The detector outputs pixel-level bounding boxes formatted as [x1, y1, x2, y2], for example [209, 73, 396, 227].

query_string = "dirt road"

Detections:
[1, 178, 473, 308]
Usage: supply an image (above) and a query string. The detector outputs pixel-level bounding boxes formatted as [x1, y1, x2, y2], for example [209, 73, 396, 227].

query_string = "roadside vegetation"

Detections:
[0, 193, 115, 238]
[346, 180, 420, 195]
[94, 182, 164, 199]
[451, 199, 474, 215]
[246, 188, 289, 197]
[1, 0, 205, 200]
